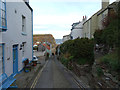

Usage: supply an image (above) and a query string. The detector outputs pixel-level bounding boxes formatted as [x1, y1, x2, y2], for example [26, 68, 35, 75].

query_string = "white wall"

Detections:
[0, 33, 2, 43]
[63, 35, 70, 42]
[71, 29, 83, 39]
[2, 1, 32, 76]
[71, 21, 85, 39]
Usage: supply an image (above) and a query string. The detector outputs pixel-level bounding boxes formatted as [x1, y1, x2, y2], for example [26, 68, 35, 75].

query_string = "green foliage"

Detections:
[94, 30, 103, 45]
[100, 51, 120, 72]
[102, 19, 119, 47]
[96, 67, 104, 77]
[60, 38, 94, 65]
[60, 56, 69, 67]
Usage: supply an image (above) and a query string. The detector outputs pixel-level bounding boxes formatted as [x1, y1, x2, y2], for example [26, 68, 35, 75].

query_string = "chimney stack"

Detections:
[102, 0, 109, 9]
[83, 16, 84, 21]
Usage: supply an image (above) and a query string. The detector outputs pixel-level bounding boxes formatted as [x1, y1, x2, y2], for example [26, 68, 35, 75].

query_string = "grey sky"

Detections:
[29, 0, 115, 39]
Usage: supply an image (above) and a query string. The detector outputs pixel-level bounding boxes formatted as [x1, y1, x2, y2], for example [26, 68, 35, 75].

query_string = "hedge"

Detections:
[60, 38, 94, 65]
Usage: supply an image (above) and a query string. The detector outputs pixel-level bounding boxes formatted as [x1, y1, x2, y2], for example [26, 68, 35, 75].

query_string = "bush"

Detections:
[60, 56, 69, 67]
[60, 38, 94, 65]
[96, 67, 104, 77]
[100, 51, 120, 72]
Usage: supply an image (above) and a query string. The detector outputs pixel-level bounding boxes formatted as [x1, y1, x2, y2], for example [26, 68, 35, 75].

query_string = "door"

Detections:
[0, 44, 4, 76]
[13, 45, 18, 74]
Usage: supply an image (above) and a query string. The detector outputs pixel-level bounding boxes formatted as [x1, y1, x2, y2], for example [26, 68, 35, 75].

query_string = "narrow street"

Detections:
[31, 56, 80, 88]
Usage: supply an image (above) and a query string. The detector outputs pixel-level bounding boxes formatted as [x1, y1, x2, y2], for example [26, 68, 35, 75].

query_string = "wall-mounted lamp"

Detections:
[19, 44, 23, 50]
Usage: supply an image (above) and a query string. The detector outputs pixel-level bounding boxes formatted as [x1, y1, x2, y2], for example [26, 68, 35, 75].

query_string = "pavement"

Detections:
[30, 56, 81, 88]
[33, 51, 45, 57]
[14, 52, 46, 88]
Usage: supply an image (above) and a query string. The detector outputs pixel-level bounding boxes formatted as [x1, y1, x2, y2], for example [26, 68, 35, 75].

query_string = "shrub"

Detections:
[100, 51, 120, 72]
[60, 38, 94, 65]
[96, 67, 104, 77]
[60, 56, 69, 67]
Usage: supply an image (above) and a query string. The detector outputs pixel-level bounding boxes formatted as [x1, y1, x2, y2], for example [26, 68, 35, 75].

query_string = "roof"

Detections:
[83, 1, 118, 25]
[72, 22, 80, 26]
[97, 1, 118, 16]
[25, 2, 33, 11]
[63, 35, 70, 37]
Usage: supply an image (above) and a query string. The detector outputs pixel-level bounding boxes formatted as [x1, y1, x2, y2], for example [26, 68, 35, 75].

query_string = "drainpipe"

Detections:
[32, 10, 33, 61]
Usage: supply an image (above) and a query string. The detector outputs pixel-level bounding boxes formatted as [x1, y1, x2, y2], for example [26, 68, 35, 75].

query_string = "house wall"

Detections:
[63, 35, 70, 42]
[0, 33, 2, 43]
[83, 19, 91, 39]
[71, 21, 86, 39]
[2, 1, 32, 77]
[90, 14, 98, 38]
[71, 29, 83, 39]
[98, 9, 108, 30]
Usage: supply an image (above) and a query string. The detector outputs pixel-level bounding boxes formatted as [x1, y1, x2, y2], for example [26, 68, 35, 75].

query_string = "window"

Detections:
[0, 0, 7, 31]
[22, 42, 26, 57]
[22, 15, 26, 34]
[0, 44, 4, 76]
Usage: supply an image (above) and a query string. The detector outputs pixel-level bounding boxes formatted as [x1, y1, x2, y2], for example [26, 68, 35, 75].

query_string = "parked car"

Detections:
[33, 55, 38, 61]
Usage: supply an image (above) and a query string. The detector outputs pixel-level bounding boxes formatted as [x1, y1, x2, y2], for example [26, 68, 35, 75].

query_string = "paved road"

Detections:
[31, 56, 80, 88]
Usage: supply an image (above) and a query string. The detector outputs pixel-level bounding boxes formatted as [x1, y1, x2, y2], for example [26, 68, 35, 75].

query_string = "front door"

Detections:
[0, 44, 4, 75]
[13, 45, 18, 74]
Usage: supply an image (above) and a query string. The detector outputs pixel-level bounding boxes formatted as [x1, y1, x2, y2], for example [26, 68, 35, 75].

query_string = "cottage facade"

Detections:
[83, 0, 109, 39]
[62, 35, 70, 42]
[70, 16, 87, 40]
[0, 0, 33, 89]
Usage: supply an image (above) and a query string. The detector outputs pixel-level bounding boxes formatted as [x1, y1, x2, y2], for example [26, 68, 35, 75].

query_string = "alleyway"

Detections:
[31, 56, 80, 88]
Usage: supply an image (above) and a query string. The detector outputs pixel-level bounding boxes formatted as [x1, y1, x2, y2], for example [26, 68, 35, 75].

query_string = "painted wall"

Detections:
[63, 35, 70, 42]
[98, 9, 108, 30]
[0, 33, 2, 43]
[71, 20, 86, 40]
[2, 1, 32, 77]
[83, 19, 91, 39]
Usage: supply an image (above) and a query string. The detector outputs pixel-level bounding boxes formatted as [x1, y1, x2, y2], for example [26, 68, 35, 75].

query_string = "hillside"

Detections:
[33, 34, 56, 48]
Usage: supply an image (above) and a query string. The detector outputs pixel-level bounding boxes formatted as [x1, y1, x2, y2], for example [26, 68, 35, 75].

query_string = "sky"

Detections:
[29, 0, 115, 39]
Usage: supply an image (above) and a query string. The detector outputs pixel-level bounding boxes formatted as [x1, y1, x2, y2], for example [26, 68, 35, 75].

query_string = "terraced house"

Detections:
[83, 0, 109, 39]
[0, 0, 33, 89]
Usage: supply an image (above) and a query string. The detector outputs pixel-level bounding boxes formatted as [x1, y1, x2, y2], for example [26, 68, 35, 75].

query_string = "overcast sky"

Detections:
[29, 0, 115, 39]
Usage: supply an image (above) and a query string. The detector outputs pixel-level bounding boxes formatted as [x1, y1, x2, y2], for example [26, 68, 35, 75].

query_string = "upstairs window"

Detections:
[0, 0, 7, 31]
[22, 15, 26, 35]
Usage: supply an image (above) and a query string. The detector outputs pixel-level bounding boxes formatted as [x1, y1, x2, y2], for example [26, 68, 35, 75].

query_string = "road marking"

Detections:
[30, 60, 49, 89]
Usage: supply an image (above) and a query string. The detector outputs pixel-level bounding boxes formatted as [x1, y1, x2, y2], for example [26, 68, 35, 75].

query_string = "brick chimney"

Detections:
[102, 0, 109, 9]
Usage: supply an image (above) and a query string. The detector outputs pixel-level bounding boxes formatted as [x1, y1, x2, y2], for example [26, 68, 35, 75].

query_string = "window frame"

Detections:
[22, 15, 27, 35]
[0, 0, 7, 31]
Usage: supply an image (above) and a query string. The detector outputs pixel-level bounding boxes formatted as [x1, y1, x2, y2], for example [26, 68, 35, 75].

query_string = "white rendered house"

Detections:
[0, 0, 33, 89]
[70, 16, 87, 40]
[62, 35, 70, 42]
